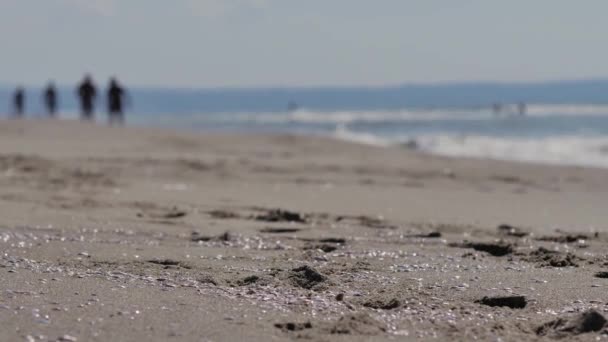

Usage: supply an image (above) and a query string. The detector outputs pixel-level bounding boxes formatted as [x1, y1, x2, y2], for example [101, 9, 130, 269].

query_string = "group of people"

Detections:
[11, 75, 128, 125]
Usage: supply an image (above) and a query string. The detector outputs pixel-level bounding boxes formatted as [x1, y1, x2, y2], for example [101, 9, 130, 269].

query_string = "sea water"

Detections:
[126, 104, 608, 168]
[4, 84, 608, 168]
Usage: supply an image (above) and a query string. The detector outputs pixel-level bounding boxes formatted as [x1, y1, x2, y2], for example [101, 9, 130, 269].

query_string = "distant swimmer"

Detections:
[287, 101, 299, 112]
[517, 102, 527, 116]
[77, 74, 97, 121]
[107, 77, 128, 125]
[43, 82, 58, 117]
[492, 103, 502, 115]
[12, 87, 25, 118]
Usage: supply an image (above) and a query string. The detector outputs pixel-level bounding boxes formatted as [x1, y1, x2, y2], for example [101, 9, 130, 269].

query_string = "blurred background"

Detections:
[2, 0, 608, 166]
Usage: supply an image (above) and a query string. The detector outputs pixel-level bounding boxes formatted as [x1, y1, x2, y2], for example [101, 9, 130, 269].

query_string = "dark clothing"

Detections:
[107, 82, 126, 125]
[44, 86, 58, 117]
[13, 89, 25, 117]
[77, 80, 97, 120]
[517, 102, 527, 116]
[108, 85, 124, 113]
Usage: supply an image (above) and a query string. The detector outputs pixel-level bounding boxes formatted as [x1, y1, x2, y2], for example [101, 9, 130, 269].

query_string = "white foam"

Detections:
[331, 125, 608, 168]
[290, 105, 608, 123]
[131, 106, 608, 169]
[287, 109, 486, 124]
[162, 104, 608, 126]
[333, 124, 390, 146]
[416, 134, 608, 167]
[527, 104, 608, 116]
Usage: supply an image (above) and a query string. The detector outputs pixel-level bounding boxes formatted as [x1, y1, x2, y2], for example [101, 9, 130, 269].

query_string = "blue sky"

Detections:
[0, 0, 606, 87]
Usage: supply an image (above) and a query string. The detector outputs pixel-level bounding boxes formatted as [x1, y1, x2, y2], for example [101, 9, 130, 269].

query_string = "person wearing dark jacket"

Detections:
[77, 75, 97, 121]
[107, 78, 128, 125]
[12, 87, 25, 118]
[43, 82, 58, 117]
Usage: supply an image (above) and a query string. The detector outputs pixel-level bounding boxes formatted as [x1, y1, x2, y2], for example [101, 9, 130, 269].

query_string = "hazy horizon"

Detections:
[5, 78, 608, 91]
[2, 1, 608, 88]
[3, 78, 608, 115]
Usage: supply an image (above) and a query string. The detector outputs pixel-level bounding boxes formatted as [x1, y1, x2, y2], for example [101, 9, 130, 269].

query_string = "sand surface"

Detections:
[2, 120, 608, 341]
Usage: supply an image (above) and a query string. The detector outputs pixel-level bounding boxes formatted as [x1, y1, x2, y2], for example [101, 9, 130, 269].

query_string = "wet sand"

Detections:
[2, 119, 608, 341]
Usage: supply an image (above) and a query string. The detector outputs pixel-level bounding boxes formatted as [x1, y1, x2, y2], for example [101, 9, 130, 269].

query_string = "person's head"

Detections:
[83, 74, 93, 83]
[109, 77, 119, 87]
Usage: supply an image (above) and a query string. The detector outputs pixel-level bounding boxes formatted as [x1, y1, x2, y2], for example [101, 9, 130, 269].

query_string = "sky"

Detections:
[0, 0, 607, 88]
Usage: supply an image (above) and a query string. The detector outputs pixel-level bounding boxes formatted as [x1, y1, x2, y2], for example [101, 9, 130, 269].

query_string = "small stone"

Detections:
[288, 265, 327, 290]
[595, 272, 608, 279]
[274, 321, 313, 331]
[536, 309, 607, 337]
[476, 295, 527, 309]
[497, 224, 529, 237]
[453, 241, 514, 257]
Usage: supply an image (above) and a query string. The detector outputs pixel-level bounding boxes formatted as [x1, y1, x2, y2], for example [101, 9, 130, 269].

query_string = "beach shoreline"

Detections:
[2, 119, 608, 341]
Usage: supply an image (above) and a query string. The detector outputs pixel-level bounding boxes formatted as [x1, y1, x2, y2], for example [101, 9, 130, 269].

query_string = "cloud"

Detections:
[186, 0, 271, 17]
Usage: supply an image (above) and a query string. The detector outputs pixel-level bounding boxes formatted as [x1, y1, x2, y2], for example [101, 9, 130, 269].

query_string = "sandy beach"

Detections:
[2, 119, 608, 341]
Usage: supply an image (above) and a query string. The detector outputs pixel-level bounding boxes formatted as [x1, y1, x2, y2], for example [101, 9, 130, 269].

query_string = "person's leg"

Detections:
[117, 111, 124, 125]
[84, 104, 94, 121]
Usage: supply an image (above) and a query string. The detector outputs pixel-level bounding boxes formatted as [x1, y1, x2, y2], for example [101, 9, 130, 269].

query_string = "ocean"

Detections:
[126, 105, 608, 168]
[3, 81, 608, 168]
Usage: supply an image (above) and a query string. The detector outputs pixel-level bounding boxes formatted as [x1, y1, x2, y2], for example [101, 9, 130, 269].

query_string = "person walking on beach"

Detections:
[77, 75, 97, 121]
[12, 87, 25, 118]
[43, 82, 58, 118]
[107, 78, 128, 125]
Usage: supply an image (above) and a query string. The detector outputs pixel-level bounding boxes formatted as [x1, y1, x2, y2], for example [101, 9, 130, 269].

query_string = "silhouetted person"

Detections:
[43, 82, 58, 117]
[12, 87, 25, 118]
[492, 103, 502, 115]
[77, 75, 97, 121]
[107, 78, 127, 125]
[287, 100, 299, 112]
[517, 102, 527, 116]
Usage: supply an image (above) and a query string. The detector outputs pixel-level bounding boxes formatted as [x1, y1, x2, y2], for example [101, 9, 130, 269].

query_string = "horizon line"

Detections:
[3, 77, 608, 91]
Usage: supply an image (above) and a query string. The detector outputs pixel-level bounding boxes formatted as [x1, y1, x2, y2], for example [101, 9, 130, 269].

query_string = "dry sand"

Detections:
[2, 119, 608, 341]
